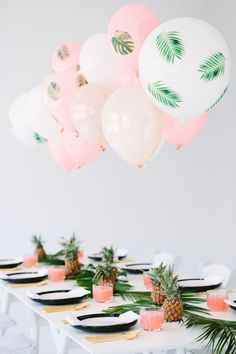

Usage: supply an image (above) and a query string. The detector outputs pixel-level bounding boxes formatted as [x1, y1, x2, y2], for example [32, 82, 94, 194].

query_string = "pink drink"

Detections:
[140, 308, 164, 331]
[48, 268, 65, 282]
[77, 250, 84, 260]
[93, 284, 113, 303]
[207, 290, 228, 311]
[143, 274, 153, 289]
[23, 255, 38, 267]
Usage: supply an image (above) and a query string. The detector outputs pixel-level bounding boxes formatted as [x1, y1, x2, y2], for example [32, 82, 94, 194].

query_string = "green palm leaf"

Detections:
[34, 132, 47, 144]
[206, 86, 228, 111]
[199, 52, 225, 81]
[185, 314, 236, 354]
[57, 44, 69, 61]
[156, 31, 184, 63]
[148, 81, 182, 108]
[112, 31, 134, 55]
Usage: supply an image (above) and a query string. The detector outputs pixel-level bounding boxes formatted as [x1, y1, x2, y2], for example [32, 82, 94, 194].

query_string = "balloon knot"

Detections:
[176, 144, 182, 150]
[100, 145, 106, 152]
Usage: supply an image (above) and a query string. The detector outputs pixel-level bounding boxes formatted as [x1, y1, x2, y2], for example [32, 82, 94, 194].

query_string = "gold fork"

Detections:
[85, 329, 141, 343]
[43, 302, 89, 313]
[10, 280, 48, 289]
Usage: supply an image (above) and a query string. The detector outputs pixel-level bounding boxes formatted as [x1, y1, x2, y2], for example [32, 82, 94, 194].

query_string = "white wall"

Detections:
[0, 0, 235, 275]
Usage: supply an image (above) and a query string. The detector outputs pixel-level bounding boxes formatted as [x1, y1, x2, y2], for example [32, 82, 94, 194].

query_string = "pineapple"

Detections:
[148, 263, 166, 305]
[161, 267, 184, 322]
[101, 246, 116, 264]
[93, 262, 117, 290]
[31, 234, 46, 260]
[60, 233, 81, 276]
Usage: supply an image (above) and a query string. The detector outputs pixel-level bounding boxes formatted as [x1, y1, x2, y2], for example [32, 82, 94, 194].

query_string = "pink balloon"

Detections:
[48, 132, 76, 171]
[163, 112, 209, 150]
[64, 132, 104, 168]
[51, 41, 81, 72]
[43, 70, 86, 131]
[108, 4, 160, 72]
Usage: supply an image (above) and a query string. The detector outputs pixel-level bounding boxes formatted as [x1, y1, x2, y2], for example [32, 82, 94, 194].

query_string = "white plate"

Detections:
[118, 263, 152, 273]
[0, 258, 23, 267]
[28, 287, 90, 301]
[79, 317, 124, 326]
[178, 279, 220, 287]
[0, 269, 48, 282]
[225, 299, 236, 309]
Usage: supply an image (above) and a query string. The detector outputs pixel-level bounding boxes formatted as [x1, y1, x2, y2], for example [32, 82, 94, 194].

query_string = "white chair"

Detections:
[0, 314, 15, 331]
[0, 333, 35, 354]
[198, 263, 231, 287]
[153, 252, 175, 268]
[173, 256, 182, 272]
[227, 268, 236, 289]
[153, 252, 182, 272]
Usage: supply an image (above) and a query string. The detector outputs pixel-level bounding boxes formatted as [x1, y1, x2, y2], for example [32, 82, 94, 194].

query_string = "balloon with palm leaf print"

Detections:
[139, 17, 231, 121]
[9, 93, 48, 148]
[108, 3, 160, 73]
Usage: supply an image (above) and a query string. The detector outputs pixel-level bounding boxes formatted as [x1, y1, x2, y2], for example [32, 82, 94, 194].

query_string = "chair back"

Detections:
[199, 263, 231, 287]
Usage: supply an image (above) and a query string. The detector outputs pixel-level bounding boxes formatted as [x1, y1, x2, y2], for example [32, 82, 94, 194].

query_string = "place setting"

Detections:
[87, 247, 128, 262]
[0, 268, 48, 285]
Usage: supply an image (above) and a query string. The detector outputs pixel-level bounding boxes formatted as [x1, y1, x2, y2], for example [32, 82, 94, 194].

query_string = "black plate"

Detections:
[229, 300, 236, 311]
[70, 313, 137, 333]
[120, 263, 152, 274]
[88, 253, 127, 261]
[30, 289, 88, 305]
[0, 259, 23, 269]
[178, 278, 222, 292]
[2, 272, 48, 284]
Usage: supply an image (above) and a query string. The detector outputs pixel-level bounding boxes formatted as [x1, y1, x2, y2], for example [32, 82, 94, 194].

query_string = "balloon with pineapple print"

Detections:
[139, 17, 231, 121]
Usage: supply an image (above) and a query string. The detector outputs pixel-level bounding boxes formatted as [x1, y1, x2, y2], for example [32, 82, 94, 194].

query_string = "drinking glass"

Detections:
[140, 307, 164, 331]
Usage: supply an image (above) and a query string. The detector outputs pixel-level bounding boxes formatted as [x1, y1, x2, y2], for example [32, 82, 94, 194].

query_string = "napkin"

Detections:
[67, 287, 90, 297]
[119, 311, 140, 323]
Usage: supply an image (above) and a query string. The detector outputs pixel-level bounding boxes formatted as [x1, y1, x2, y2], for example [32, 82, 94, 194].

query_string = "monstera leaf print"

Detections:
[199, 52, 225, 81]
[57, 44, 69, 61]
[112, 31, 134, 55]
[148, 81, 182, 108]
[155, 31, 184, 63]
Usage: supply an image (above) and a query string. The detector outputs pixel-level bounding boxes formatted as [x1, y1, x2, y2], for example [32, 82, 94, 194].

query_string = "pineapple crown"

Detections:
[31, 234, 45, 248]
[59, 233, 80, 261]
[147, 262, 167, 286]
[93, 262, 116, 284]
[160, 266, 180, 300]
[101, 246, 117, 264]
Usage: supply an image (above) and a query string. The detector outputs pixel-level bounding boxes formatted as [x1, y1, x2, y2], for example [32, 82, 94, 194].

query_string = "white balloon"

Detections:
[9, 94, 28, 126]
[9, 94, 47, 147]
[80, 33, 119, 88]
[102, 85, 163, 167]
[28, 86, 59, 139]
[139, 17, 231, 121]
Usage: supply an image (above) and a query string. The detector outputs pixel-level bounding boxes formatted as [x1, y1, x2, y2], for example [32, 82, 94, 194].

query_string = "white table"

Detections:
[1, 272, 235, 354]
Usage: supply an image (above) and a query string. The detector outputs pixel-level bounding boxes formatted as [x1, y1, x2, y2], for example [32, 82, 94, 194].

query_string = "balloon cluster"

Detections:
[9, 4, 231, 170]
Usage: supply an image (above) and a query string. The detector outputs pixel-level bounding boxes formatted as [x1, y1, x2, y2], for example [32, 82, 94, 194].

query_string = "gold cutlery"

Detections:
[1, 266, 21, 272]
[85, 329, 141, 343]
[43, 301, 89, 313]
[10, 280, 48, 289]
